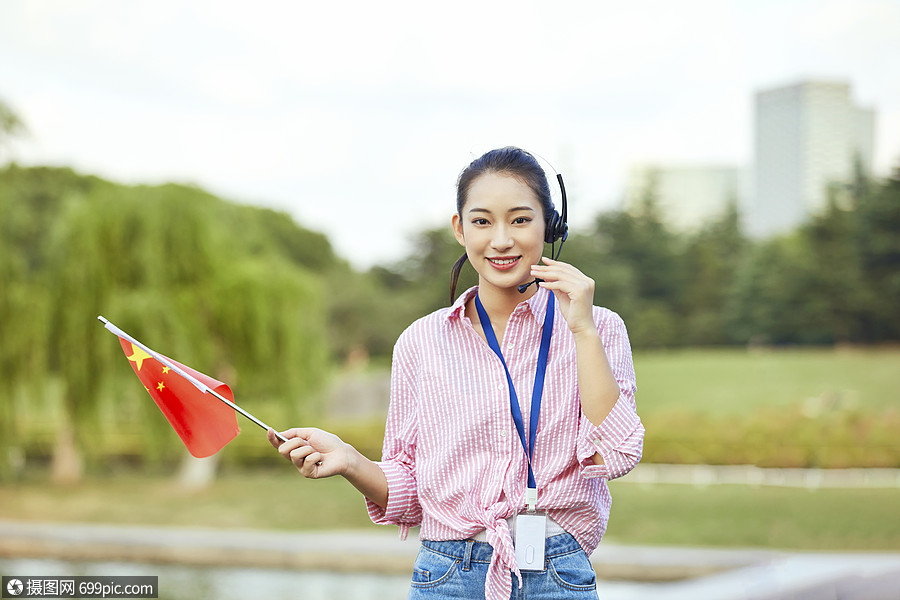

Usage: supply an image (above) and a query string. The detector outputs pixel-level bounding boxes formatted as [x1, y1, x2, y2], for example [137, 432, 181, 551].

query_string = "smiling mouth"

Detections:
[487, 256, 520, 270]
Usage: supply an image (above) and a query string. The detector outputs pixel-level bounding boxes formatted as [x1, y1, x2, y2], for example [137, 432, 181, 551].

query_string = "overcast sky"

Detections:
[2, 0, 899, 268]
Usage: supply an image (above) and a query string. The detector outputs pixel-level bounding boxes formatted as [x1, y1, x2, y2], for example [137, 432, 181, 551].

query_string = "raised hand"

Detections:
[530, 257, 595, 335]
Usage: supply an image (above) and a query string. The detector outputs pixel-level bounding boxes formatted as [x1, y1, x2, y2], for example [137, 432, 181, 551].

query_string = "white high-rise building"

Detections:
[750, 80, 875, 236]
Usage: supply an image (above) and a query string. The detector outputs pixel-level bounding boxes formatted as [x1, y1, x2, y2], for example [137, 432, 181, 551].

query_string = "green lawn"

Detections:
[632, 347, 900, 416]
[3, 469, 899, 551]
[2, 348, 898, 552]
[606, 480, 900, 550]
[0, 470, 372, 531]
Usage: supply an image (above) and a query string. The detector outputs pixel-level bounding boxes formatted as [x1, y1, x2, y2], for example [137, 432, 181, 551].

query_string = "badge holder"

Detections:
[515, 488, 546, 571]
[474, 293, 555, 572]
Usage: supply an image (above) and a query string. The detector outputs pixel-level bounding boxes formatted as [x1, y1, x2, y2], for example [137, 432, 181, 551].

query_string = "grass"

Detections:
[632, 346, 900, 416]
[2, 468, 899, 551]
[605, 480, 900, 550]
[0, 469, 372, 531]
[2, 348, 898, 554]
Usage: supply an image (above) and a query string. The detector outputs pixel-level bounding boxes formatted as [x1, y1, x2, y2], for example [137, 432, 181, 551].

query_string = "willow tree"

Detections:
[45, 179, 331, 483]
[0, 183, 43, 479]
[0, 104, 34, 478]
[0, 165, 102, 480]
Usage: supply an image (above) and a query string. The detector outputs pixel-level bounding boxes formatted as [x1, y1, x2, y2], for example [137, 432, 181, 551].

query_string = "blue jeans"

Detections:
[408, 533, 599, 599]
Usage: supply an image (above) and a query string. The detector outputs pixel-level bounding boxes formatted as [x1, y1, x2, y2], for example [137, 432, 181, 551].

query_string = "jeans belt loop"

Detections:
[462, 539, 475, 571]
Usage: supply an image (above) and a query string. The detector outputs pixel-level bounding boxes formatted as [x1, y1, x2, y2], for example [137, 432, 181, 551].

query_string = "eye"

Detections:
[471, 218, 490, 226]
[512, 216, 532, 225]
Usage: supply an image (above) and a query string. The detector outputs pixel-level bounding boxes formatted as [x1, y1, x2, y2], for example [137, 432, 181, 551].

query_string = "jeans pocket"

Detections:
[547, 549, 597, 592]
[410, 546, 461, 589]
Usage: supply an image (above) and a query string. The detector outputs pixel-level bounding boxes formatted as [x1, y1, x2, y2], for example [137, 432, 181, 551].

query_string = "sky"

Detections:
[2, 0, 899, 268]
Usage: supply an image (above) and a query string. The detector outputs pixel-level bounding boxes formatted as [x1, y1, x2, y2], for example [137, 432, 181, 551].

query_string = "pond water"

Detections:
[0, 558, 660, 600]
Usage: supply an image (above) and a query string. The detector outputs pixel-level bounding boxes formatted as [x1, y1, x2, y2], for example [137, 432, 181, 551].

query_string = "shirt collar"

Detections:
[447, 285, 553, 326]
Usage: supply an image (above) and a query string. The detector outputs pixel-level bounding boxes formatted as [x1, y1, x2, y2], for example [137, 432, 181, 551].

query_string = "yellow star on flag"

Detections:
[126, 345, 152, 371]
[162, 366, 170, 374]
[157, 381, 165, 391]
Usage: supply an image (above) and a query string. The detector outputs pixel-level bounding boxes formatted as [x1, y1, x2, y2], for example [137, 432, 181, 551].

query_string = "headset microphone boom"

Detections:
[518, 172, 569, 293]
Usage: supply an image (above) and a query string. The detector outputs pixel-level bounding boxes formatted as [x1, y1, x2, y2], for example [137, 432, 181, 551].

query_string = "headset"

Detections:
[518, 171, 569, 293]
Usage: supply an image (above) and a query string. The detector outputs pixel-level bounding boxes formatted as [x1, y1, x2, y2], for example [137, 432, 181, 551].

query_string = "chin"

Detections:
[482, 274, 532, 294]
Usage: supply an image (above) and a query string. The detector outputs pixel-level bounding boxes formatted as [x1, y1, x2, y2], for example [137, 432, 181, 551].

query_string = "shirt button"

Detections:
[500, 431, 508, 438]
[593, 437, 603, 445]
[506, 343, 515, 351]
[497, 384, 504, 391]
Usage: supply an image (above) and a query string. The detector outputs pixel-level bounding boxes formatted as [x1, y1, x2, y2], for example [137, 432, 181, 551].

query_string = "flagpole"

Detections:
[98, 316, 288, 443]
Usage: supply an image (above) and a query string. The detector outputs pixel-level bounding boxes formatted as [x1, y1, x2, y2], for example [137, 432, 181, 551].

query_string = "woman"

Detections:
[268, 147, 644, 600]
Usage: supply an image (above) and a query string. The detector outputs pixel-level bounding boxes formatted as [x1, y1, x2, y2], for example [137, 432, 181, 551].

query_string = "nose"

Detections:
[490, 223, 513, 252]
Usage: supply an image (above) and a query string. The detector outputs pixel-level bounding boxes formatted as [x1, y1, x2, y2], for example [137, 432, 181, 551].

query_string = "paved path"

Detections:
[1, 520, 899, 599]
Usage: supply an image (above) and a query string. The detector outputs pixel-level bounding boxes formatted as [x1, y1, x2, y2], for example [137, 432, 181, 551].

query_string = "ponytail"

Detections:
[449, 252, 468, 304]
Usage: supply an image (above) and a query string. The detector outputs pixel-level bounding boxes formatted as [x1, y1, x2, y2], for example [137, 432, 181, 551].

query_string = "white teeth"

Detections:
[489, 258, 517, 265]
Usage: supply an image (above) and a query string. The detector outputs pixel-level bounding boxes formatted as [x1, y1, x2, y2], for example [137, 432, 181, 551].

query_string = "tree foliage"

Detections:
[0, 166, 332, 478]
[2, 155, 900, 478]
[361, 164, 900, 351]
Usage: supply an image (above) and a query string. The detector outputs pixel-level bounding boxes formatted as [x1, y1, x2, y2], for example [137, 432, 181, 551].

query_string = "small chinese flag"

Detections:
[117, 338, 240, 457]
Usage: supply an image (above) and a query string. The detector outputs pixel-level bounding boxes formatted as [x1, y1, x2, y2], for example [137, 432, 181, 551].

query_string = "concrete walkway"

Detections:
[1, 520, 899, 599]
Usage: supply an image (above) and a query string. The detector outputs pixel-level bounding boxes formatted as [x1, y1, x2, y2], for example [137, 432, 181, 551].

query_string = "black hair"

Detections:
[450, 147, 555, 302]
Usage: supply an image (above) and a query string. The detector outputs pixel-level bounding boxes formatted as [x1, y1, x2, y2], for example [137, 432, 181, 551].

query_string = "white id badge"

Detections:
[514, 513, 547, 571]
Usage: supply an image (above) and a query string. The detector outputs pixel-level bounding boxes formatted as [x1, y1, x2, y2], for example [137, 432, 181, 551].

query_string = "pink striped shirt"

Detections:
[366, 286, 644, 600]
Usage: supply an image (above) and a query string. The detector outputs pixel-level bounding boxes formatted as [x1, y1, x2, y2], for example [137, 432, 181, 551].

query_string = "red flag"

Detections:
[117, 338, 240, 457]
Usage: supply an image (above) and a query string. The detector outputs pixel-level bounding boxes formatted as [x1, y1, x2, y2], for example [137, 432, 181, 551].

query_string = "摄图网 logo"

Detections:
[6, 579, 24, 596]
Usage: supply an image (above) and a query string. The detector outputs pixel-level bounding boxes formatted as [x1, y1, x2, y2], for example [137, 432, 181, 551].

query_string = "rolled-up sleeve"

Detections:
[578, 310, 644, 480]
[365, 330, 422, 538]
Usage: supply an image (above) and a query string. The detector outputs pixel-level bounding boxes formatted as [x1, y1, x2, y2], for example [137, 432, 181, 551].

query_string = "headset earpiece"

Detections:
[520, 164, 570, 294]
[544, 173, 569, 244]
[544, 210, 564, 244]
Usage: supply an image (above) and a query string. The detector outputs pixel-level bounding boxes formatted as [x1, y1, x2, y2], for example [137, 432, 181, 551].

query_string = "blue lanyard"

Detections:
[474, 291, 555, 491]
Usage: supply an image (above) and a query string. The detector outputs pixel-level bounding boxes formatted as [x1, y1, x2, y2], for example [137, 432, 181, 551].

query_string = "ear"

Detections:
[451, 213, 466, 247]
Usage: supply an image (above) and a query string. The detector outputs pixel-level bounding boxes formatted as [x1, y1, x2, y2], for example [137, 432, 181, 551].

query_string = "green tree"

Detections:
[0, 181, 39, 478]
[799, 189, 871, 342]
[681, 201, 747, 345]
[30, 175, 332, 482]
[0, 166, 105, 478]
[562, 229, 638, 322]
[584, 182, 684, 348]
[855, 164, 900, 340]
[727, 233, 836, 345]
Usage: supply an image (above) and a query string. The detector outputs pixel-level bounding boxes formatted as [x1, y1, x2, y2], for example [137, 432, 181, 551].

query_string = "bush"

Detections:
[642, 407, 900, 468]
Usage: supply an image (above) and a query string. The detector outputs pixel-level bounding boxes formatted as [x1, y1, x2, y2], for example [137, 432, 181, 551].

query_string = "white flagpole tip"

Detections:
[97, 317, 210, 394]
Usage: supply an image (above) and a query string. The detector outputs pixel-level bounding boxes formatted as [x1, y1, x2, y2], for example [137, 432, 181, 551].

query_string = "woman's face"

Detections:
[452, 172, 546, 295]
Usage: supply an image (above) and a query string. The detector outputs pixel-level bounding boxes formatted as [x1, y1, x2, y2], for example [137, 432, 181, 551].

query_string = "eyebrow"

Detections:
[466, 206, 538, 215]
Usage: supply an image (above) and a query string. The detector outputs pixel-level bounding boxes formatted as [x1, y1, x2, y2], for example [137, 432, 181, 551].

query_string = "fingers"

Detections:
[273, 435, 323, 475]
[266, 428, 286, 449]
[531, 257, 596, 334]
[267, 427, 304, 449]
[531, 258, 594, 296]
[288, 444, 325, 477]
[269, 427, 334, 478]
[532, 256, 581, 277]
[268, 427, 310, 459]
[276, 435, 309, 460]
